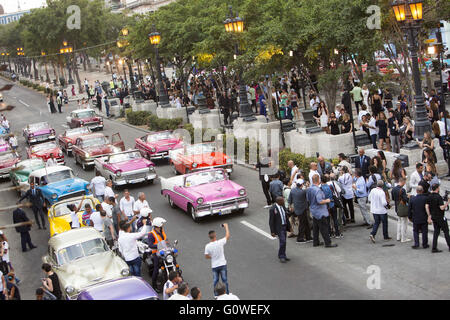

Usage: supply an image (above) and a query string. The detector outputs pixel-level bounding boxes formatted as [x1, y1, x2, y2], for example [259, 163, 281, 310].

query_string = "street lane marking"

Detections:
[19, 99, 30, 108]
[241, 220, 276, 240]
[61, 124, 69, 129]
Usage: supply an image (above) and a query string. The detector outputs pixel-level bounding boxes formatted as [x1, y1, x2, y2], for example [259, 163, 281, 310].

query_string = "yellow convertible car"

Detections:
[48, 195, 100, 237]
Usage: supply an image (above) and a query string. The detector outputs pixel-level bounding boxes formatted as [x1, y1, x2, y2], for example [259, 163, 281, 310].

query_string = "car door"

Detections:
[111, 133, 125, 151]
[70, 113, 78, 129]
[72, 138, 82, 156]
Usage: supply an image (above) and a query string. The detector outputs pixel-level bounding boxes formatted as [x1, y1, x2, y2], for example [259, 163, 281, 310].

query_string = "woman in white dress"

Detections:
[362, 84, 370, 108]
[318, 101, 329, 133]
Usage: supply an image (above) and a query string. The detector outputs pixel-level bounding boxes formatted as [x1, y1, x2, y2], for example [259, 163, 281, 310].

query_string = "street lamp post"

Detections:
[223, 6, 256, 122]
[391, 0, 430, 145]
[118, 28, 137, 94]
[148, 25, 170, 108]
[60, 40, 74, 85]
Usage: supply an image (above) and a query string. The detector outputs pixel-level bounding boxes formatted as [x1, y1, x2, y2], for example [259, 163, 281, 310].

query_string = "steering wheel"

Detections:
[87, 245, 104, 255]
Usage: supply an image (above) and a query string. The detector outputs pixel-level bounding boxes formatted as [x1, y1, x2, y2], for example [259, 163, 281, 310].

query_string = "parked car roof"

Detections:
[30, 165, 72, 178]
[77, 277, 158, 300]
[72, 109, 96, 114]
[48, 227, 103, 250]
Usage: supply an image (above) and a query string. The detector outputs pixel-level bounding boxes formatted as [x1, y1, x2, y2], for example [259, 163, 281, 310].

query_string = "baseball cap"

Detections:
[295, 179, 304, 186]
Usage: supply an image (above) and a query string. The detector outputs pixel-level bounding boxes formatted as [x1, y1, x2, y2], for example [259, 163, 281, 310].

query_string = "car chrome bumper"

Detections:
[0, 169, 12, 179]
[195, 198, 249, 218]
[114, 173, 157, 185]
[150, 152, 169, 160]
[191, 165, 233, 174]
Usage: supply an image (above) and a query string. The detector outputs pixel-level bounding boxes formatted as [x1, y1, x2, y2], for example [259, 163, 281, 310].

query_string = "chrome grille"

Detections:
[35, 134, 50, 141]
[123, 171, 148, 180]
[58, 191, 86, 202]
[197, 196, 247, 210]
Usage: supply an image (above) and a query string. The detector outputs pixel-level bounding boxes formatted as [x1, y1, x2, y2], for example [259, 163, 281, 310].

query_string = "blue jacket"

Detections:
[321, 184, 334, 209]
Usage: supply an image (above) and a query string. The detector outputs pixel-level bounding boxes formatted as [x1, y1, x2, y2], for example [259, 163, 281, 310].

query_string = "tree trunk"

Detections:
[72, 54, 83, 94]
[33, 58, 38, 80]
[52, 61, 58, 83]
[86, 53, 92, 72]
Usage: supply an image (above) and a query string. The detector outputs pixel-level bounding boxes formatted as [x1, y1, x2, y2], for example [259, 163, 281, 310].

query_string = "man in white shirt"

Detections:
[88, 209, 103, 232]
[368, 180, 391, 243]
[8, 136, 18, 151]
[287, 160, 298, 186]
[309, 94, 320, 112]
[89, 172, 106, 202]
[46, 154, 58, 167]
[117, 219, 148, 277]
[308, 162, 319, 186]
[367, 114, 379, 149]
[104, 180, 116, 200]
[120, 189, 136, 229]
[168, 283, 190, 300]
[133, 192, 149, 219]
[163, 271, 182, 300]
[215, 282, 239, 300]
[101, 197, 113, 218]
[409, 163, 424, 196]
[205, 223, 230, 297]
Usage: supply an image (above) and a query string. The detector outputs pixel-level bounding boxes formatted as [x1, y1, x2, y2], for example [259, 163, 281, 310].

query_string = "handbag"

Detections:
[397, 201, 409, 217]
[330, 182, 343, 209]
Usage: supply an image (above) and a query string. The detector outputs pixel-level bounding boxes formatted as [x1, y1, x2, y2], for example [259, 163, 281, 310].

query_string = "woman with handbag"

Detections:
[391, 177, 411, 243]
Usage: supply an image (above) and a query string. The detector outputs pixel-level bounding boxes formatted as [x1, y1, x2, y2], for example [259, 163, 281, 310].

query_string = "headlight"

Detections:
[151, 147, 156, 153]
[120, 268, 130, 276]
[65, 286, 75, 295]
[166, 255, 174, 264]
[239, 189, 246, 196]
[226, 158, 232, 164]
[85, 152, 90, 158]
[116, 170, 122, 177]
[192, 163, 198, 168]
[197, 197, 204, 204]
[148, 166, 155, 172]
[159, 250, 165, 256]
[51, 193, 57, 199]
[68, 143, 72, 147]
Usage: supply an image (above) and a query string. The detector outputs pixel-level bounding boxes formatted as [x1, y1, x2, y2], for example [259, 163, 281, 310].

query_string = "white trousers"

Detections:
[396, 216, 408, 241]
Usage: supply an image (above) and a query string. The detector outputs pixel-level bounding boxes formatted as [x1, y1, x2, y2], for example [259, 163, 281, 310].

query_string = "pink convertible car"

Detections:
[160, 168, 248, 222]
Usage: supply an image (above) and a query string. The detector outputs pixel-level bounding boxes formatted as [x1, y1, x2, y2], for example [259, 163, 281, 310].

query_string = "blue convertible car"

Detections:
[28, 166, 90, 205]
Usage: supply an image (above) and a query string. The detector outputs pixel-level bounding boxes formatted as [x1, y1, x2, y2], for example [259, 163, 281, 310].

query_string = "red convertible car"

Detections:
[135, 131, 184, 161]
[72, 133, 125, 170]
[169, 142, 233, 176]
[57, 126, 92, 156]
[27, 141, 65, 165]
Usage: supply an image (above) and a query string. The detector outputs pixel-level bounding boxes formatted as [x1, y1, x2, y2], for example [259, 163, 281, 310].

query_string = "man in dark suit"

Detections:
[17, 181, 47, 229]
[354, 148, 371, 178]
[288, 179, 312, 243]
[12, 208, 36, 252]
[269, 196, 291, 263]
[418, 172, 432, 195]
[218, 91, 231, 125]
[408, 186, 430, 249]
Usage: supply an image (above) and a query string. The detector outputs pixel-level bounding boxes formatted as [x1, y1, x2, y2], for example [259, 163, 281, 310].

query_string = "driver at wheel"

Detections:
[148, 217, 167, 292]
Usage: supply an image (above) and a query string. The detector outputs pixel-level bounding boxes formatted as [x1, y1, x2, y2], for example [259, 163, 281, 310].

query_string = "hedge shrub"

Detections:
[126, 110, 152, 126]
[147, 114, 183, 131]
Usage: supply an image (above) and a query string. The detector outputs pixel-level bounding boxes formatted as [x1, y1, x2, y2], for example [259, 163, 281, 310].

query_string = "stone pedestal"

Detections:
[156, 106, 189, 123]
[190, 109, 221, 129]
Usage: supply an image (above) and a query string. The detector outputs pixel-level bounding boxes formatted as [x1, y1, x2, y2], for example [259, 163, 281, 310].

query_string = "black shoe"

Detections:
[384, 237, 392, 241]
[361, 222, 370, 227]
[350, 219, 355, 223]
[37, 226, 42, 230]
[423, 245, 430, 249]
[325, 244, 338, 248]
[411, 245, 419, 249]
[30, 245, 37, 250]
[284, 257, 291, 261]
[305, 239, 313, 243]
[279, 258, 287, 263]
[313, 242, 324, 247]
[432, 248, 442, 253]
[22, 249, 28, 252]
[296, 239, 306, 244]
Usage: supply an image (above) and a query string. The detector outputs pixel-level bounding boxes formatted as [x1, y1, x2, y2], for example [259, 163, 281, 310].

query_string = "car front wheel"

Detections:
[168, 196, 176, 208]
[188, 204, 198, 222]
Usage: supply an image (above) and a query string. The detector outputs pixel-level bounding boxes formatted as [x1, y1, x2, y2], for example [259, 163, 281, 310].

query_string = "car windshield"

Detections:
[53, 198, 95, 217]
[0, 153, 15, 162]
[185, 170, 225, 187]
[185, 143, 215, 155]
[146, 132, 174, 143]
[81, 136, 108, 148]
[45, 169, 74, 183]
[109, 151, 142, 164]
[28, 122, 49, 131]
[76, 111, 96, 118]
[31, 142, 57, 153]
[66, 127, 90, 137]
[57, 238, 108, 265]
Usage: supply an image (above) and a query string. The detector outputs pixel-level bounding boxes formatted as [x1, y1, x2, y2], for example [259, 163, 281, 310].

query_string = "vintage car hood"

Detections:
[184, 152, 229, 166]
[29, 128, 52, 136]
[108, 159, 153, 172]
[41, 178, 88, 195]
[186, 180, 243, 203]
[55, 251, 127, 292]
[0, 158, 19, 170]
[84, 145, 114, 156]
[79, 116, 102, 122]
[31, 147, 61, 158]
[0, 144, 10, 152]
[144, 138, 183, 152]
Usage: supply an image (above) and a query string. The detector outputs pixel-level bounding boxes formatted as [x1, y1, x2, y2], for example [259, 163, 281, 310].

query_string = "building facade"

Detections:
[112, 0, 176, 14]
[0, 9, 29, 25]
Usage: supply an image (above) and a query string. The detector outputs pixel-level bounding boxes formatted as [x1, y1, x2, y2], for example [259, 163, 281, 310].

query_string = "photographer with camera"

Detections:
[425, 184, 450, 253]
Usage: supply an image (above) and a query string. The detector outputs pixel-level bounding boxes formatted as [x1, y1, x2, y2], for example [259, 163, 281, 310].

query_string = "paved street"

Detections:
[1, 78, 450, 300]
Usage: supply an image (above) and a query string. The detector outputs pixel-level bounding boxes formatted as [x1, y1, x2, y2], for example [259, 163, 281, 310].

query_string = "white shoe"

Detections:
[264, 205, 271, 209]
[401, 238, 412, 243]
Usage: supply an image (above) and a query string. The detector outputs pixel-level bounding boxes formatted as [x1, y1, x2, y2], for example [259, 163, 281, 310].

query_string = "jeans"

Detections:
[371, 214, 389, 238]
[297, 212, 312, 241]
[356, 197, 372, 224]
[212, 265, 229, 296]
[432, 218, 450, 249]
[371, 134, 378, 149]
[313, 216, 331, 246]
[396, 216, 409, 241]
[20, 232, 34, 251]
[390, 135, 401, 154]
[277, 225, 287, 259]
[413, 223, 428, 247]
[342, 197, 355, 221]
[328, 207, 340, 235]
[32, 206, 46, 228]
[126, 256, 142, 277]
[354, 100, 362, 114]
